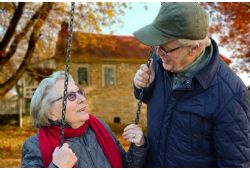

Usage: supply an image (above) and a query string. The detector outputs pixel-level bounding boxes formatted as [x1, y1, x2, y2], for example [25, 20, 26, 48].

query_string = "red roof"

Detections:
[55, 23, 231, 64]
[72, 33, 150, 59]
[55, 23, 150, 62]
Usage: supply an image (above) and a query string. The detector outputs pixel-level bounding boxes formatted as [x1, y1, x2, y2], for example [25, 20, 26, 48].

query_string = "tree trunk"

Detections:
[0, 3, 25, 58]
[0, 3, 54, 96]
[0, 3, 52, 66]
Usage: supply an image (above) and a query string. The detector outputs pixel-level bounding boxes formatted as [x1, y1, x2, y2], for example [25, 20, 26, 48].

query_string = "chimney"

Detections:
[54, 22, 69, 59]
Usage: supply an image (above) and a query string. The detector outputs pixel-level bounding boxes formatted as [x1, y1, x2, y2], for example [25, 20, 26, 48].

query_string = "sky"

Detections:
[103, 2, 231, 56]
[102, 2, 250, 87]
[102, 2, 161, 36]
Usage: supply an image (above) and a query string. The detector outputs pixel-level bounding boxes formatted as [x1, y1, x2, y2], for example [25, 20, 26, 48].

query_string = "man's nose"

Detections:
[156, 47, 165, 57]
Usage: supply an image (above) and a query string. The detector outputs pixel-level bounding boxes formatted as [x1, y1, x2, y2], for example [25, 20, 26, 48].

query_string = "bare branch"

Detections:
[0, 3, 54, 96]
[0, 2, 25, 57]
[0, 3, 52, 66]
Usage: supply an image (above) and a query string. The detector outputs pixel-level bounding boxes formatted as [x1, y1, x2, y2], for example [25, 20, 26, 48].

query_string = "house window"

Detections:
[78, 67, 89, 85]
[103, 65, 116, 87]
[114, 117, 121, 123]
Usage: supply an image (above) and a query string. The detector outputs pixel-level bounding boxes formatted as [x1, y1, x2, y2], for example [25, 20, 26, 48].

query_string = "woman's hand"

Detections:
[122, 124, 145, 147]
[52, 143, 77, 168]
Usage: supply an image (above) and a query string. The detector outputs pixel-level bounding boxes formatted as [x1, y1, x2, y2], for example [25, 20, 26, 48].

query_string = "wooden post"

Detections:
[23, 98, 26, 114]
[19, 97, 23, 128]
[18, 78, 24, 128]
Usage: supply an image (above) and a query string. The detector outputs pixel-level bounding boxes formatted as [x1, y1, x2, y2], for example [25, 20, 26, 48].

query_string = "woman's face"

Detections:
[50, 79, 89, 128]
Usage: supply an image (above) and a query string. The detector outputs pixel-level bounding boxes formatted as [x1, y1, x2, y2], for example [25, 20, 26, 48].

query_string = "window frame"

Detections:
[102, 65, 116, 87]
[75, 64, 90, 86]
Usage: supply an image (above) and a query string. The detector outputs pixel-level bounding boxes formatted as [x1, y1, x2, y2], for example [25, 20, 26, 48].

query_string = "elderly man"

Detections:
[133, 2, 250, 168]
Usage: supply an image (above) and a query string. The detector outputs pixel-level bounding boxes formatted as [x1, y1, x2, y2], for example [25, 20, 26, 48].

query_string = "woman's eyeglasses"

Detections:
[51, 89, 85, 103]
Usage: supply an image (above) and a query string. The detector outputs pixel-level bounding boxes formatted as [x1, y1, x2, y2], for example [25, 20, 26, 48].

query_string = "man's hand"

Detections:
[134, 59, 155, 89]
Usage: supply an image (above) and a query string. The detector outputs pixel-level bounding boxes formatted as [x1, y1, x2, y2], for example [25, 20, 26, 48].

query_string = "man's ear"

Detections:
[189, 43, 200, 55]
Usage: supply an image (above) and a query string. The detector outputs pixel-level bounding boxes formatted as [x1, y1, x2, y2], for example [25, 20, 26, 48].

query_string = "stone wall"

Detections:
[56, 61, 148, 130]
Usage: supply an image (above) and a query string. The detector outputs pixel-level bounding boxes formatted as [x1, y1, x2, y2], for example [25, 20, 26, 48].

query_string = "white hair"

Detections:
[30, 71, 75, 128]
[176, 36, 211, 50]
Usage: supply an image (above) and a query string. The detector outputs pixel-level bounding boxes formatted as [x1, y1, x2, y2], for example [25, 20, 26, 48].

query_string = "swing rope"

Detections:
[60, 2, 75, 147]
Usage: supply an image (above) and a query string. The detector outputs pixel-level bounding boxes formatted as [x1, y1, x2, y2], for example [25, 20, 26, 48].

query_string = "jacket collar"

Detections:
[195, 38, 220, 89]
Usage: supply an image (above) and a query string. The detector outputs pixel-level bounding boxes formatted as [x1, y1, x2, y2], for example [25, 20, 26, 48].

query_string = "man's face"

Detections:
[156, 40, 195, 73]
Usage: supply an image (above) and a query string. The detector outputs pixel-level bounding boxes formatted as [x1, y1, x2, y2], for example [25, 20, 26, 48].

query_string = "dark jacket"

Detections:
[21, 119, 148, 168]
[134, 39, 250, 167]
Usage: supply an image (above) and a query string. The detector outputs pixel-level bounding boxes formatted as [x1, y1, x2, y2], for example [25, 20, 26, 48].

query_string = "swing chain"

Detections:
[60, 2, 75, 147]
[134, 47, 154, 125]
[131, 47, 153, 167]
[134, 2, 164, 125]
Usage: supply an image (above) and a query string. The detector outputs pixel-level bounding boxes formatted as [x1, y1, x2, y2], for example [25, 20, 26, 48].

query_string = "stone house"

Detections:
[17, 23, 232, 129]
[54, 24, 150, 128]
[22, 23, 150, 129]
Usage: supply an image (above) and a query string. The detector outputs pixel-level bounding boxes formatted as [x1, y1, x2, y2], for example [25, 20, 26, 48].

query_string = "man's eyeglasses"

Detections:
[158, 46, 183, 55]
[51, 89, 85, 103]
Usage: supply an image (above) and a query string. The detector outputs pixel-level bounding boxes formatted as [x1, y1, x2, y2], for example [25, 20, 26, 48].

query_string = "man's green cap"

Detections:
[133, 3, 209, 46]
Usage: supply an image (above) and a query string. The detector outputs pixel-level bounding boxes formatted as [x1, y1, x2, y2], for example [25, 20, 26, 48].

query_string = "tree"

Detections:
[0, 2, 129, 96]
[201, 2, 250, 58]
[0, 3, 54, 96]
[201, 2, 250, 83]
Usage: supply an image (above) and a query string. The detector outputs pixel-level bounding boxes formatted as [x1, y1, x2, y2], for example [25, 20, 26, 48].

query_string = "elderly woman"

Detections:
[21, 71, 148, 168]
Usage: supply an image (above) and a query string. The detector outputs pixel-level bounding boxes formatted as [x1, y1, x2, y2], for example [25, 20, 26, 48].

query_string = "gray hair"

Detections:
[176, 36, 211, 51]
[30, 71, 75, 128]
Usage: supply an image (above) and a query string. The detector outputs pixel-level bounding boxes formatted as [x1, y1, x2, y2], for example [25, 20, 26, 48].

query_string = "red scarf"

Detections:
[38, 114, 123, 168]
